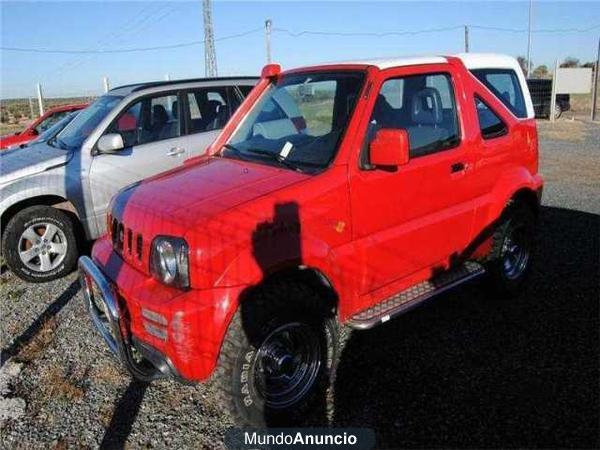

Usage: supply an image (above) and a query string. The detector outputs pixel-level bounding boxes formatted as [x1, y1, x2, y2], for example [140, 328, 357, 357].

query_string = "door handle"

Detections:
[451, 162, 466, 173]
[167, 147, 185, 157]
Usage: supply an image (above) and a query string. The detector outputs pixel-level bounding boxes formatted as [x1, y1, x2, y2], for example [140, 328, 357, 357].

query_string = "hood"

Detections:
[0, 132, 33, 150]
[0, 142, 72, 185]
[113, 156, 309, 234]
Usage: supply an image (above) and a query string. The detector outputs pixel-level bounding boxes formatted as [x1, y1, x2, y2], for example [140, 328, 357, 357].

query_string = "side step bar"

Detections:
[347, 262, 485, 330]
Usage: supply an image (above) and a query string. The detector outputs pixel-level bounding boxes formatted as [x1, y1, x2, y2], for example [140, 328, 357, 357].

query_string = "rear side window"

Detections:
[475, 97, 507, 139]
[471, 69, 527, 118]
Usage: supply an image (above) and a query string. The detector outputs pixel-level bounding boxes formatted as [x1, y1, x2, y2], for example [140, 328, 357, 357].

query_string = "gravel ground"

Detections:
[1, 120, 598, 449]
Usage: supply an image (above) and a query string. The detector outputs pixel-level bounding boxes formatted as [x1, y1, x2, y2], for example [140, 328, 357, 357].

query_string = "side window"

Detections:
[229, 85, 253, 111]
[369, 73, 460, 158]
[471, 69, 527, 118]
[107, 93, 180, 147]
[36, 111, 69, 133]
[475, 97, 508, 139]
[184, 87, 229, 134]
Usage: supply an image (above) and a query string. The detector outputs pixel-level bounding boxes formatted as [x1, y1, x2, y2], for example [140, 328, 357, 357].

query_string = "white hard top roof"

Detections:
[315, 53, 521, 71]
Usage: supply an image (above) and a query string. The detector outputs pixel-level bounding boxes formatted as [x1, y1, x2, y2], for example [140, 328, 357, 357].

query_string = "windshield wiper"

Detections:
[48, 137, 69, 150]
[243, 147, 307, 173]
[223, 144, 305, 172]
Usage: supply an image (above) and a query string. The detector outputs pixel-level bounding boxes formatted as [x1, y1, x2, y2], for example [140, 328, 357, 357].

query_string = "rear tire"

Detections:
[2, 206, 79, 283]
[485, 204, 536, 297]
[215, 279, 338, 426]
[554, 103, 563, 120]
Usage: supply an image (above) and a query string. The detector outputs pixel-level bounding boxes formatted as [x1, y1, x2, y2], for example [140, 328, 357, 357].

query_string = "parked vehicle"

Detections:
[79, 54, 543, 426]
[8, 110, 81, 151]
[0, 77, 257, 282]
[526, 78, 570, 119]
[0, 103, 88, 150]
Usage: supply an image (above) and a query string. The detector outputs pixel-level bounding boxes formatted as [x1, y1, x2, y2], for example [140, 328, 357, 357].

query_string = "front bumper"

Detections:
[79, 256, 180, 381]
[79, 239, 246, 382]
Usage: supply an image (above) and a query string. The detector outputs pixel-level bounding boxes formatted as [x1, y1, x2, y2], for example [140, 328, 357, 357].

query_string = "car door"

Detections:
[182, 86, 241, 157]
[349, 65, 476, 295]
[88, 90, 188, 227]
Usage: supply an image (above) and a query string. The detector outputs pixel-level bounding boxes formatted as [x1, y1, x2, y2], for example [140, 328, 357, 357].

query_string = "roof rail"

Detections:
[110, 76, 259, 93]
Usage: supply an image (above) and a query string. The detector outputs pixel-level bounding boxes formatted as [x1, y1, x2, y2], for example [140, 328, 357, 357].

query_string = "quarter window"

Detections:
[370, 73, 460, 158]
[475, 96, 508, 139]
[471, 69, 527, 118]
[185, 87, 229, 133]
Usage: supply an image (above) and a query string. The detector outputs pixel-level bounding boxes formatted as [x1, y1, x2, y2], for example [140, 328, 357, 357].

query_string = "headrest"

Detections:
[411, 87, 443, 125]
[152, 104, 168, 124]
[172, 100, 178, 119]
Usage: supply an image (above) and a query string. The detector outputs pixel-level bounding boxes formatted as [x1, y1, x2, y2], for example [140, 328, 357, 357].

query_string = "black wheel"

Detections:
[553, 103, 563, 120]
[2, 206, 79, 283]
[215, 279, 338, 426]
[485, 204, 536, 296]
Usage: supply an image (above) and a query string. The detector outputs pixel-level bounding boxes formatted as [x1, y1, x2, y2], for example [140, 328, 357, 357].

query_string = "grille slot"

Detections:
[110, 219, 143, 262]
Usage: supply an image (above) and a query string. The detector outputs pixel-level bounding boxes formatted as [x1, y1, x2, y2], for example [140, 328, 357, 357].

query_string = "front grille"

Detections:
[110, 218, 143, 261]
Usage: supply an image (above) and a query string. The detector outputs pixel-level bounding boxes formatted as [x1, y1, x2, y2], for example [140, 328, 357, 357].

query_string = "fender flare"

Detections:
[487, 167, 543, 224]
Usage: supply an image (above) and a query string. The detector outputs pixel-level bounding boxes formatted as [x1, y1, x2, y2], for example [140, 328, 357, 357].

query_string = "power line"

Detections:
[2, 23, 598, 55]
[1, 27, 263, 54]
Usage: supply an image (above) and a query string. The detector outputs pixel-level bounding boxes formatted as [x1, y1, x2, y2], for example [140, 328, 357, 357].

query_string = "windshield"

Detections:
[33, 111, 78, 144]
[56, 95, 122, 149]
[222, 71, 364, 172]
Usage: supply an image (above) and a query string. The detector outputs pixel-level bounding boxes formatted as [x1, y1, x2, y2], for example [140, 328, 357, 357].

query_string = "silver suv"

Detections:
[0, 77, 257, 282]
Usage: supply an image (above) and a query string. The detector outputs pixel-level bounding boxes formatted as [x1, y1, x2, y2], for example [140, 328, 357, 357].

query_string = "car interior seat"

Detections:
[407, 87, 448, 156]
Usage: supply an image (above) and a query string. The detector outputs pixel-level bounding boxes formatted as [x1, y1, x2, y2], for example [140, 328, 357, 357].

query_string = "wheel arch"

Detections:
[1, 195, 82, 239]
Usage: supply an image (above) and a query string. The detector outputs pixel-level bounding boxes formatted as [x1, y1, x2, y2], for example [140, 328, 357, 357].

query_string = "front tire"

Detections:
[2, 206, 79, 283]
[215, 279, 338, 426]
[485, 204, 536, 297]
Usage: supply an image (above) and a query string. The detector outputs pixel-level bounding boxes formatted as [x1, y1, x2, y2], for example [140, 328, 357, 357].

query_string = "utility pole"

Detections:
[165, 73, 171, 81]
[464, 25, 469, 53]
[203, 0, 218, 77]
[28, 97, 34, 119]
[550, 59, 559, 123]
[265, 19, 273, 63]
[36, 83, 44, 116]
[591, 36, 599, 121]
[526, 0, 533, 77]
[103, 76, 110, 93]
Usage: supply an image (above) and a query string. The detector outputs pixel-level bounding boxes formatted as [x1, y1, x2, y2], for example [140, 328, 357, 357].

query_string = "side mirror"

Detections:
[97, 133, 124, 154]
[369, 129, 410, 167]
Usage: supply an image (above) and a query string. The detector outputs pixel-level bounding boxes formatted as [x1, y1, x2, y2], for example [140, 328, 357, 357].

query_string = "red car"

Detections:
[0, 103, 87, 150]
[80, 54, 542, 425]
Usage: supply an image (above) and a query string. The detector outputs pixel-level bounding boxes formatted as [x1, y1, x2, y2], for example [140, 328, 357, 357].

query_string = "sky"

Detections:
[1, 1, 599, 99]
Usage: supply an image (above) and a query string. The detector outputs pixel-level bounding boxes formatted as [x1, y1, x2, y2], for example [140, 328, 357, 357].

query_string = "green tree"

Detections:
[531, 65, 549, 79]
[560, 57, 580, 68]
[516, 56, 530, 75]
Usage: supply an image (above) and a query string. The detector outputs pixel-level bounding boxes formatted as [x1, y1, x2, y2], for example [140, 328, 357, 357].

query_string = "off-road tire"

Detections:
[2, 206, 79, 283]
[215, 279, 338, 426]
[485, 203, 536, 297]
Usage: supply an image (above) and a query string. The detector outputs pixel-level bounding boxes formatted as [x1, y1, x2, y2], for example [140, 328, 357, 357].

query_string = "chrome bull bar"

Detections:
[78, 256, 125, 358]
[78, 256, 163, 382]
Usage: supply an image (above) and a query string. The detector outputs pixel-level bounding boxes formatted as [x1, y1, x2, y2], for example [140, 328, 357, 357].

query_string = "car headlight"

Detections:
[150, 236, 189, 289]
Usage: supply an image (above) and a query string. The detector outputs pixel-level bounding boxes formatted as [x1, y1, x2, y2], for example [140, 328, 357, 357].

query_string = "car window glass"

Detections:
[471, 69, 527, 118]
[107, 94, 179, 147]
[369, 73, 460, 158]
[36, 111, 69, 133]
[225, 72, 364, 170]
[475, 96, 508, 139]
[185, 87, 229, 134]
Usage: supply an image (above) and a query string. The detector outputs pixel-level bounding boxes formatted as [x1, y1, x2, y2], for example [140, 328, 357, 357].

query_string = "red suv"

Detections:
[80, 54, 543, 425]
[0, 103, 87, 150]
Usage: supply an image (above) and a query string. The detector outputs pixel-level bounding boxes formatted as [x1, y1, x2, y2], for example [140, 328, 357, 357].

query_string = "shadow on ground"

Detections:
[332, 206, 599, 448]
